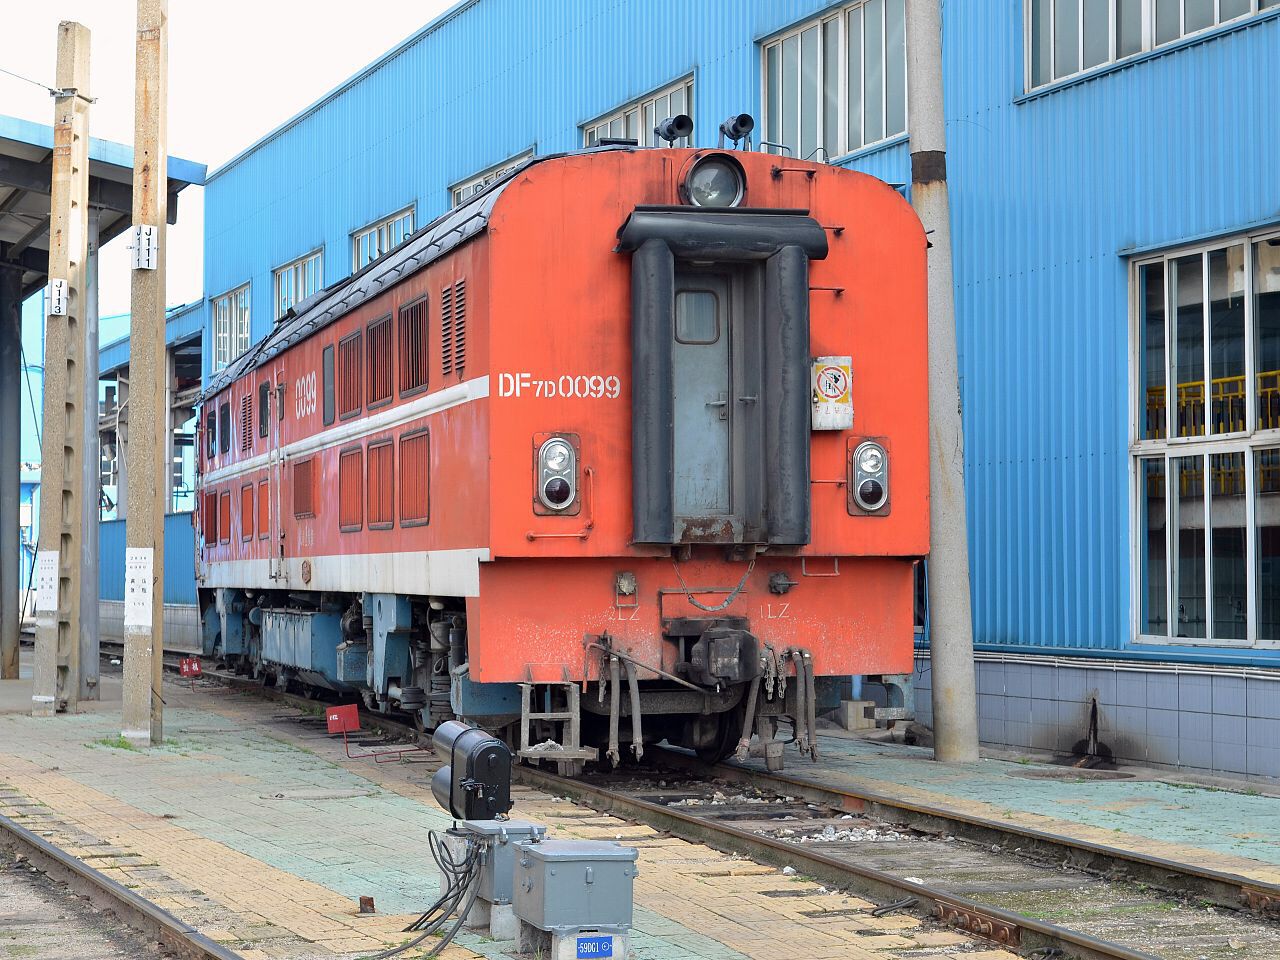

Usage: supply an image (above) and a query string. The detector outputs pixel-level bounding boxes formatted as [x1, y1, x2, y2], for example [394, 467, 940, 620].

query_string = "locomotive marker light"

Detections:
[431, 719, 515, 820]
[851, 440, 890, 513]
[682, 153, 746, 208]
[652, 113, 693, 144]
[537, 436, 577, 510]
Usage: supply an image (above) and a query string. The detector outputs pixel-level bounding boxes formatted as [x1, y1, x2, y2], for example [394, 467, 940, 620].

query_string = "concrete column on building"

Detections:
[906, 0, 979, 762]
[0, 262, 22, 680]
[79, 210, 100, 700]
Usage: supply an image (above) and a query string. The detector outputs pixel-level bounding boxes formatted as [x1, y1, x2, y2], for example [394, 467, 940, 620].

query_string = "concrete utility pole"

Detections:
[32, 21, 92, 716]
[906, 0, 979, 762]
[0, 262, 20, 680]
[80, 210, 100, 700]
[122, 0, 168, 745]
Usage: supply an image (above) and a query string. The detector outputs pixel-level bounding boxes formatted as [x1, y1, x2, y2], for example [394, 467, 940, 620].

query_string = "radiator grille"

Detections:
[454, 279, 466, 376]
[399, 429, 430, 525]
[293, 458, 315, 518]
[339, 448, 364, 531]
[399, 298, 429, 394]
[367, 316, 392, 405]
[339, 332, 362, 418]
[440, 285, 454, 376]
[367, 441, 394, 528]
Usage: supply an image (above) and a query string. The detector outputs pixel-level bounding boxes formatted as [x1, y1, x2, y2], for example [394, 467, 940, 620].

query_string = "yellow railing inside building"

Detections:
[1146, 370, 1280, 441]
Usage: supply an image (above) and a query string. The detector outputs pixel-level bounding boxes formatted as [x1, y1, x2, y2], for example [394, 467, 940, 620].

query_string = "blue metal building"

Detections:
[199, 0, 1280, 778]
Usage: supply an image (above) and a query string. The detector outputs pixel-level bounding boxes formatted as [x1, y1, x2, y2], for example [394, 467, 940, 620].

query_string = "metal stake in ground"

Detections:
[905, 0, 979, 763]
[32, 21, 92, 716]
[122, 0, 168, 746]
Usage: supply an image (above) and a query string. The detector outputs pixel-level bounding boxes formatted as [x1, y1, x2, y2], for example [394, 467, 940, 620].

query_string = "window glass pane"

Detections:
[1141, 458, 1168, 635]
[782, 34, 800, 155]
[1255, 238, 1280, 431]
[1140, 262, 1167, 440]
[822, 19, 840, 158]
[675, 291, 719, 344]
[766, 44, 781, 151]
[1263, 0, 1280, 9]
[643, 101, 656, 148]
[1117, 0, 1143, 56]
[885, 0, 906, 135]
[1155, 0, 1181, 44]
[1054, 0, 1080, 77]
[1031, 0, 1053, 86]
[800, 25, 819, 160]
[1258, 447, 1280, 641]
[863, 0, 885, 143]
[1082, 0, 1109, 68]
[1208, 245, 1246, 434]
[1172, 455, 1207, 639]
[1220, 0, 1250, 18]
[1210, 451, 1247, 640]
[1184, 0, 1214, 32]
[1173, 253, 1205, 437]
[847, 9, 864, 148]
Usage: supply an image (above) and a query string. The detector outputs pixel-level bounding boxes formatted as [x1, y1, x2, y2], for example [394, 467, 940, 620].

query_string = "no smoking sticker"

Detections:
[811, 355, 853, 430]
[816, 365, 850, 402]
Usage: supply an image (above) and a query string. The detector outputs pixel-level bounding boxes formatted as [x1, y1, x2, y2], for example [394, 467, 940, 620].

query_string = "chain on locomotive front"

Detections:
[195, 133, 928, 773]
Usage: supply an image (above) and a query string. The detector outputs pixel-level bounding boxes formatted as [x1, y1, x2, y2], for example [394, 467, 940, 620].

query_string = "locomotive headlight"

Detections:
[537, 436, 577, 511]
[684, 154, 745, 208]
[851, 440, 889, 513]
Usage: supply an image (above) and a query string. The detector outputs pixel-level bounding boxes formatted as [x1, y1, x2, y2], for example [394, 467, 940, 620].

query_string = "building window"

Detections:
[352, 207, 414, 272]
[1029, 0, 1279, 89]
[451, 151, 534, 207]
[273, 250, 322, 320]
[762, 1, 906, 161]
[1132, 230, 1280, 648]
[583, 78, 694, 149]
[212, 284, 251, 372]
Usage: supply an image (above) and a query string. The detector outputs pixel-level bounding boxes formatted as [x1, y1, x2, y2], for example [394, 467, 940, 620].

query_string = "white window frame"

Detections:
[450, 150, 534, 208]
[211, 283, 251, 372]
[760, 1, 908, 163]
[582, 77, 695, 149]
[1026, 0, 1279, 91]
[351, 206, 415, 273]
[273, 249, 323, 320]
[1129, 228, 1280, 649]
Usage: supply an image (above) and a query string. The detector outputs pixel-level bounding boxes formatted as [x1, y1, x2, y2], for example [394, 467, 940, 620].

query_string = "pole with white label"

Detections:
[32, 22, 92, 716]
[121, 0, 168, 745]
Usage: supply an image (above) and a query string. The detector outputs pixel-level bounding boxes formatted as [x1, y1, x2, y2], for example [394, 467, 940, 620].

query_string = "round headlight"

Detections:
[858, 478, 885, 508]
[543, 440, 571, 473]
[543, 477, 572, 506]
[857, 446, 884, 474]
[685, 155, 745, 208]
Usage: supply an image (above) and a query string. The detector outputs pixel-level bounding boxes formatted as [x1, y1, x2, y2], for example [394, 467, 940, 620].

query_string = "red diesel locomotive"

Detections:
[195, 130, 928, 772]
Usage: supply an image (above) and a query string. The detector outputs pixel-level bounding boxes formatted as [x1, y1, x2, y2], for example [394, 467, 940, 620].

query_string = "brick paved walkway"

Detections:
[0, 673, 995, 960]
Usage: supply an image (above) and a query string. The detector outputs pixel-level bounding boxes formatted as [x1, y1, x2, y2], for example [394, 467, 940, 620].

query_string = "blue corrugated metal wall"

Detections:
[946, 7, 1280, 665]
[99, 514, 198, 605]
[201, 1, 1280, 665]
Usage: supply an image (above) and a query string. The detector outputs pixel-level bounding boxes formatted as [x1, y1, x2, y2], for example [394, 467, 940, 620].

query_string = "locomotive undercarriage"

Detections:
[200, 586, 836, 774]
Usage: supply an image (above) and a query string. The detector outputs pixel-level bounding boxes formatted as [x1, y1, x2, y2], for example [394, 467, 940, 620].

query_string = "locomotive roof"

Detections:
[202, 145, 631, 401]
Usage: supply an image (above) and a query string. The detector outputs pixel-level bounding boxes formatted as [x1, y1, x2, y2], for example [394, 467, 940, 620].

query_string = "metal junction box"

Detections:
[457, 819, 546, 904]
[513, 840, 638, 933]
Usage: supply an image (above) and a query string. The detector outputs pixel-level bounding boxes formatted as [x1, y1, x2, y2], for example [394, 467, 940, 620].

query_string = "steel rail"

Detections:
[0, 811, 245, 960]
[511, 763, 1159, 960]
[653, 746, 1280, 920]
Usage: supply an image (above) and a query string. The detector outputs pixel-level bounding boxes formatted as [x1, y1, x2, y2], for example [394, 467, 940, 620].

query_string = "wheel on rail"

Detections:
[692, 707, 743, 765]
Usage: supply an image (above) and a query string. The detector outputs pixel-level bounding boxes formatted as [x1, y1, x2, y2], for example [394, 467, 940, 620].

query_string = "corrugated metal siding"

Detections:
[946, 7, 1280, 661]
[201, 0, 1280, 664]
[99, 514, 198, 605]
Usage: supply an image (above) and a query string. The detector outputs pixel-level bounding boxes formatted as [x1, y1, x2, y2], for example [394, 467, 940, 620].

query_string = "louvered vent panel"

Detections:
[454, 279, 466, 376]
[293, 458, 315, 518]
[339, 448, 364, 531]
[218, 492, 231, 544]
[203, 491, 219, 543]
[367, 442, 394, 528]
[240, 484, 255, 542]
[440, 285, 454, 376]
[240, 396, 253, 451]
[399, 299, 429, 394]
[367, 317, 392, 405]
[399, 430, 430, 525]
[338, 333, 362, 417]
[257, 480, 270, 540]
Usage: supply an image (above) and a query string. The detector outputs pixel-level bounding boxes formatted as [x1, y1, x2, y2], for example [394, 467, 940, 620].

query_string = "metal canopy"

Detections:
[0, 115, 205, 298]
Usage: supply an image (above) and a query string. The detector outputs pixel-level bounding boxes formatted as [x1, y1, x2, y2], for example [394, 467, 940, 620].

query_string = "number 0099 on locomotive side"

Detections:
[195, 142, 928, 772]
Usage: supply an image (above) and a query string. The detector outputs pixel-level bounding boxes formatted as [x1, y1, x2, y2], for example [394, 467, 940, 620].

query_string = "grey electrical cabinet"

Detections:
[457, 819, 546, 904]
[513, 840, 638, 933]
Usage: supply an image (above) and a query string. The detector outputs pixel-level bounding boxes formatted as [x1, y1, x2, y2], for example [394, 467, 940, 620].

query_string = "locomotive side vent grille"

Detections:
[240, 396, 253, 452]
[399, 298, 429, 395]
[240, 483, 255, 542]
[338, 332, 363, 419]
[218, 491, 231, 544]
[454, 279, 466, 376]
[293, 458, 315, 519]
[441, 285, 454, 376]
[367, 316, 392, 406]
[203, 491, 219, 543]
[338, 448, 364, 532]
[399, 428, 430, 526]
[257, 479, 270, 540]
[367, 441, 394, 529]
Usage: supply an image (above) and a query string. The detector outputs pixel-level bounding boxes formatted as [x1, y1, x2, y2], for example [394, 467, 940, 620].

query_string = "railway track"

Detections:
[191, 664, 1280, 960]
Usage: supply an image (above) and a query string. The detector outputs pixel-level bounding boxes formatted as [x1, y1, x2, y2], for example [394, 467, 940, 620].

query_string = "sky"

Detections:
[2, 0, 456, 320]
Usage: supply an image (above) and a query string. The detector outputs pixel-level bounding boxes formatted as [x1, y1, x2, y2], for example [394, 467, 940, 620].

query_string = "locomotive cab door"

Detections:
[671, 268, 764, 543]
